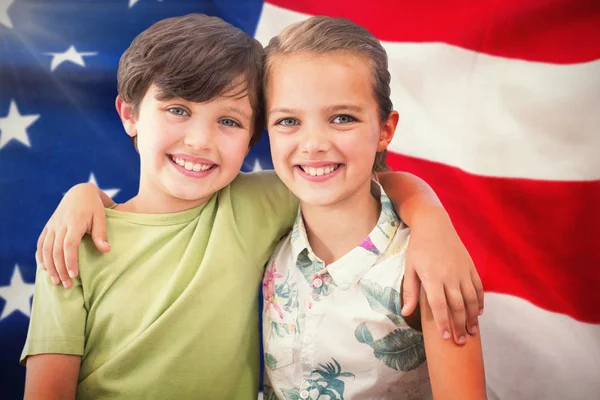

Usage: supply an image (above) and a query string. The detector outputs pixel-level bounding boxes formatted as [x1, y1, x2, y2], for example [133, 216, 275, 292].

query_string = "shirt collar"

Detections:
[290, 181, 401, 287]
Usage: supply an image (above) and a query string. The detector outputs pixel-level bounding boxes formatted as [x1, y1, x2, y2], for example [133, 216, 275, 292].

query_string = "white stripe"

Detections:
[256, 3, 600, 180]
[480, 293, 600, 400]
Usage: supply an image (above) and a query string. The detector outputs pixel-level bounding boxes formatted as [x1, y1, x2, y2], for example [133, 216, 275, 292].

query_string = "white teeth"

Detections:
[172, 156, 213, 172]
[301, 164, 339, 177]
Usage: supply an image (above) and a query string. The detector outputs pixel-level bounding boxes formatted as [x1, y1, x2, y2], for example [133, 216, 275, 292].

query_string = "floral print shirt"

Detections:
[262, 182, 432, 400]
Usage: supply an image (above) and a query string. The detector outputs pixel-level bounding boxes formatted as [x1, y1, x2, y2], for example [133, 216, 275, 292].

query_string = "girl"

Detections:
[261, 16, 486, 399]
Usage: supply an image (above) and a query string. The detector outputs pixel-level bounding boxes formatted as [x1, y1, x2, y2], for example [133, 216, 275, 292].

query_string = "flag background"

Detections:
[1, 1, 599, 399]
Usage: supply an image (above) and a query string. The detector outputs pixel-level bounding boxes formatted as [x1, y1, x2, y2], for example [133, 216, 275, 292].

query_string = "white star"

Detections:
[252, 159, 263, 172]
[0, 100, 40, 150]
[0, 0, 14, 29]
[88, 173, 120, 199]
[0, 265, 35, 321]
[129, 0, 141, 7]
[44, 45, 98, 72]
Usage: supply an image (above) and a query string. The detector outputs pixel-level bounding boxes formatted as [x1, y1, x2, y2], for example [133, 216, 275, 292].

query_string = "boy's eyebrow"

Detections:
[224, 106, 251, 120]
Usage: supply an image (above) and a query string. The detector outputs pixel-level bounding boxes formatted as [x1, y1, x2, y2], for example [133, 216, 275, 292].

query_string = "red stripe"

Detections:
[386, 153, 600, 323]
[266, 0, 600, 64]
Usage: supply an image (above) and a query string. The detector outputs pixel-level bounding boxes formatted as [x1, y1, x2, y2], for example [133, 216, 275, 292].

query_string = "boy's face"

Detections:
[266, 52, 395, 207]
[119, 84, 252, 212]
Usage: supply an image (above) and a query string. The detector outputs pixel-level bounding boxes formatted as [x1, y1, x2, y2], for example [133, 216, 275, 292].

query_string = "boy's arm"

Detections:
[24, 354, 80, 400]
[36, 183, 113, 288]
[420, 289, 487, 400]
[377, 171, 484, 345]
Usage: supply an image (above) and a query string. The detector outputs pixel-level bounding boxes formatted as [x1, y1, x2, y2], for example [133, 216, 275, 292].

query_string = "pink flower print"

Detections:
[263, 262, 284, 319]
[359, 236, 380, 255]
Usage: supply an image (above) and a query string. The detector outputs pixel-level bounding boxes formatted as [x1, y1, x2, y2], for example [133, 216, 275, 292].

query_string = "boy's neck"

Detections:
[115, 186, 211, 214]
[301, 180, 380, 265]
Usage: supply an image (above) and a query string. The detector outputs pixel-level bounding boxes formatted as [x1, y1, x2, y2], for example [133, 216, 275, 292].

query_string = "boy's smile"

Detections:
[168, 153, 217, 176]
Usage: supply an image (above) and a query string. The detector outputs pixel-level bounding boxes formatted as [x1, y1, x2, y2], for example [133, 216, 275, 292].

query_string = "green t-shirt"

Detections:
[21, 171, 298, 399]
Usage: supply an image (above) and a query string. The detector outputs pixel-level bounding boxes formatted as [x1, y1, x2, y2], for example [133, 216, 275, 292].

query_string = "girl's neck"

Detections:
[301, 180, 380, 265]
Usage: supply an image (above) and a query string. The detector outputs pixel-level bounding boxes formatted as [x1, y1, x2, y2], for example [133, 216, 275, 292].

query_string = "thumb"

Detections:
[401, 267, 420, 316]
[91, 212, 110, 252]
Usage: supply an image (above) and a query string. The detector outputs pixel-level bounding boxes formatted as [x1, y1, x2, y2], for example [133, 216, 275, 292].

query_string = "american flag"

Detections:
[0, 0, 598, 399]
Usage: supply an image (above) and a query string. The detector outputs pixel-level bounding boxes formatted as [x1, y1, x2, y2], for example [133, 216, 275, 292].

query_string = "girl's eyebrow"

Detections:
[269, 105, 364, 115]
[324, 104, 364, 113]
[269, 107, 298, 114]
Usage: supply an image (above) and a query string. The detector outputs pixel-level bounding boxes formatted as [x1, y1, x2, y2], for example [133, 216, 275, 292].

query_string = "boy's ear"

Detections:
[377, 110, 399, 152]
[115, 96, 137, 139]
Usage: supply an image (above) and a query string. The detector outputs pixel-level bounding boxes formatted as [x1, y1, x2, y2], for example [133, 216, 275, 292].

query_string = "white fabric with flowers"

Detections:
[262, 182, 432, 400]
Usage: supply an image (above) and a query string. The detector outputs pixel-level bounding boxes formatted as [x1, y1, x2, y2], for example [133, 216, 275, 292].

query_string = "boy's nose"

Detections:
[184, 126, 215, 150]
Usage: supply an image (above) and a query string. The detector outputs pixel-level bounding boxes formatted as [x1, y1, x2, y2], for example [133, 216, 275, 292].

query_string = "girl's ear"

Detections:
[115, 96, 138, 139]
[377, 110, 399, 152]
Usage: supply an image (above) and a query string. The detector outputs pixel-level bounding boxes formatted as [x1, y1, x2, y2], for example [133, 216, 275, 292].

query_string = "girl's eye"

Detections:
[277, 118, 299, 127]
[168, 107, 189, 117]
[219, 118, 241, 128]
[332, 114, 355, 124]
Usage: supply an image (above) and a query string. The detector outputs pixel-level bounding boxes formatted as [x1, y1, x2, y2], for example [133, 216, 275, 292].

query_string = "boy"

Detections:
[24, 14, 482, 399]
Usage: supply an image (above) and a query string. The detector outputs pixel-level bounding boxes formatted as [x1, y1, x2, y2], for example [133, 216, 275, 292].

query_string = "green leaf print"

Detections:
[369, 328, 426, 372]
[354, 322, 374, 344]
[281, 388, 302, 400]
[359, 280, 404, 326]
[265, 352, 278, 371]
[308, 359, 355, 400]
[296, 249, 324, 283]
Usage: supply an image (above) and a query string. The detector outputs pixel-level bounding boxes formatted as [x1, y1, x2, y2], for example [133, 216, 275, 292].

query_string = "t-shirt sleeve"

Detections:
[229, 171, 299, 269]
[20, 267, 87, 365]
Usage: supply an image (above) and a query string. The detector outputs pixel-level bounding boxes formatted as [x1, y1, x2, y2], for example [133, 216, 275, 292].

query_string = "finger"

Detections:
[445, 285, 468, 345]
[52, 227, 72, 289]
[461, 281, 480, 335]
[401, 268, 421, 316]
[64, 227, 85, 280]
[91, 212, 110, 253]
[36, 226, 48, 270]
[471, 268, 485, 315]
[42, 230, 60, 285]
[421, 281, 452, 341]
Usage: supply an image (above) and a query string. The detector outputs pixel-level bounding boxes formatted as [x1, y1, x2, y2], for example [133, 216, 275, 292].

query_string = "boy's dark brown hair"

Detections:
[264, 16, 393, 172]
[118, 13, 265, 147]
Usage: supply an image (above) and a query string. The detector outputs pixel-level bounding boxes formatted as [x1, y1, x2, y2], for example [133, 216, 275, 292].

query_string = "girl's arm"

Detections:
[36, 183, 113, 288]
[378, 171, 484, 346]
[24, 354, 81, 400]
[420, 288, 487, 400]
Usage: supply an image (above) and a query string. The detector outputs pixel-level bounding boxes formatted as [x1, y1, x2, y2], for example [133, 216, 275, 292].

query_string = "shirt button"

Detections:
[313, 278, 323, 288]
[300, 389, 310, 399]
[303, 334, 313, 344]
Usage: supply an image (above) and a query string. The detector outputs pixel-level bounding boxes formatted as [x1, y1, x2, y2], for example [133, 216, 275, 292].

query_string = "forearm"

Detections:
[420, 290, 487, 399]
[69, 183, 115, 208]
[376, 171, 444, 227]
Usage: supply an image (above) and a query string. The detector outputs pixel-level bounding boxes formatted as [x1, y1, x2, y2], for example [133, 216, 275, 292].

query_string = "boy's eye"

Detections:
[332, 114, 355, 124]
[219, 118, 241, 128]
[276, 118, 299, 127]
[168, 107, 189, 117]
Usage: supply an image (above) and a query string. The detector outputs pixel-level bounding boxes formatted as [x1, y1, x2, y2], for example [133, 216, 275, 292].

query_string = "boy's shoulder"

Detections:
[229, 170, 282, 192]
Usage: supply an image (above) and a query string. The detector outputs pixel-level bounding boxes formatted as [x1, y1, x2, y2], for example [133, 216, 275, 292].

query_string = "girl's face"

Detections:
[267, 52, 397, 207]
